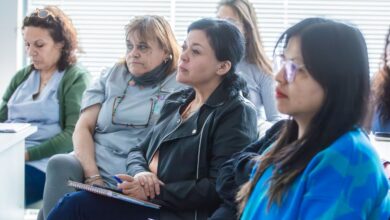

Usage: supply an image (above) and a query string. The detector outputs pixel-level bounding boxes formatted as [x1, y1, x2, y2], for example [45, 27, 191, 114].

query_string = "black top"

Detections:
[210, 120, 286, 220]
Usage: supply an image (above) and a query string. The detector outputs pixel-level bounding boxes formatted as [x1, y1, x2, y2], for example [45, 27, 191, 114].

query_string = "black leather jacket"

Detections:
[127, 81, 258, 220]
[210, 120, 286, 220]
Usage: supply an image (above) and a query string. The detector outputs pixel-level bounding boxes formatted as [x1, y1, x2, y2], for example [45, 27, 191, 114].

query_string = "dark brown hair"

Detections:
[372, 26, 390, 124]
[23, 5, 78, 71]
[237, 18, 370, 215]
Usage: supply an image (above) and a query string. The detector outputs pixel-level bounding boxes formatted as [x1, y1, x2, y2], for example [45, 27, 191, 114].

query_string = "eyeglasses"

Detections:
[111, 96, 155, 128]
[273, 55, 305, 83]
[35, 8, 54, 18]
[28, 8, 55, 20]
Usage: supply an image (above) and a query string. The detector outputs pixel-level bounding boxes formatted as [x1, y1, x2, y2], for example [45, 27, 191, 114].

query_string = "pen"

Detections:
[112, 175, 123, 184]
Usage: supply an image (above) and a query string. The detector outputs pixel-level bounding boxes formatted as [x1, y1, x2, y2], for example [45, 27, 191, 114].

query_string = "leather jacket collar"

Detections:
[177, 78, 236, 108]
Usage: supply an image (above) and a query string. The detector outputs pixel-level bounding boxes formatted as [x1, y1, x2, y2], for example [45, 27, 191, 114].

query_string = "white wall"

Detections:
[0, 0, 23, 97]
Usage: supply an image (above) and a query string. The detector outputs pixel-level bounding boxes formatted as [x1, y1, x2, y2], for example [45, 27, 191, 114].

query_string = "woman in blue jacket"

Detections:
[236, 18, 390, 219]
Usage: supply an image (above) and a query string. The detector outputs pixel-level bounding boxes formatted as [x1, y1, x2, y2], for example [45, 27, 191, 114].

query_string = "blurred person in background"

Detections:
[367, 26, 390, 133]
[217, 0, 280, 136]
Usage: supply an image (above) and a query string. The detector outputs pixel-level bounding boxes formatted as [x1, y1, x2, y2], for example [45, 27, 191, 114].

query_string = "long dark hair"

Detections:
[217, 0, 272, 74]
[187, 18, 248, 97]
[23, 6, 78, 71]
[373, 27, 390, 124]
[237, 18, 370, 213]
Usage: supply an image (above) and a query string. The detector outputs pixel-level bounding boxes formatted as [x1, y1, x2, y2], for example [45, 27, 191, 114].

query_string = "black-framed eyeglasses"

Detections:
[111, 96, 155, 128]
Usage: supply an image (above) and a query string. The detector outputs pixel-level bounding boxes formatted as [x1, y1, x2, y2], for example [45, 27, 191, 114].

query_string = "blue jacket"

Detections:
[242, 129, 390, 219]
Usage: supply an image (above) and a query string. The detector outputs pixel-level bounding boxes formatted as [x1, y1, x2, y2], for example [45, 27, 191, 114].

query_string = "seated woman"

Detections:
[0, 6, 89, 206]
[39, 15, 183, 219]
[211, 18, 330, 220]
[368, 27, 390, 133]
[47, 18, 258, 220]
[234, 18, 389, 219]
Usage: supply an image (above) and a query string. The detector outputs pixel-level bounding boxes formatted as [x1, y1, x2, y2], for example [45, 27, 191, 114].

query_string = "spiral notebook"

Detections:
[68, 180, 160, 209]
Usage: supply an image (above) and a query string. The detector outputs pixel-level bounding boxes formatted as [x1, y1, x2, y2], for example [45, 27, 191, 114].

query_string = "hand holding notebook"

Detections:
[67, 180, 160, 209]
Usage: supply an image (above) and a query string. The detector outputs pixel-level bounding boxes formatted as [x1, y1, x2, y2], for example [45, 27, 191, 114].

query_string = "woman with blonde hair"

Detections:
[39, 15, 183, 219]
[217, 0, 280, 127]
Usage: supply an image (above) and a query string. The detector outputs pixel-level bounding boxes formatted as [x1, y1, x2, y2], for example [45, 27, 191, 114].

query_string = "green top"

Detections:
[0, 64, 90, 160]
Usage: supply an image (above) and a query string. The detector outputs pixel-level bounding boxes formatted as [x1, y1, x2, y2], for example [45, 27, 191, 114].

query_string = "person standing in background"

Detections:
[217, 0, 280, 136]
[0, 6, 89, 206]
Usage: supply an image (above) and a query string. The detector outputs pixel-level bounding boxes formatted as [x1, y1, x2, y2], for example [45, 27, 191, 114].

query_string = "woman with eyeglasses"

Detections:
[0, 6, 89, 206]
[47, 18, 258, 220]
[230, 18, 389, 219]
[38, 15, 184, 219]
[217, 0, 280, 134]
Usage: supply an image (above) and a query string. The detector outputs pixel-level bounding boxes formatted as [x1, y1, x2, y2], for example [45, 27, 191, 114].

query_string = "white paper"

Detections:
[0, 123, 31, 133]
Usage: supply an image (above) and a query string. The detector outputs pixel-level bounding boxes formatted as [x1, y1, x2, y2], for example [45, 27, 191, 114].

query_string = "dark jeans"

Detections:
[47, 191, 160, 220]
[25, 164, 46, 206]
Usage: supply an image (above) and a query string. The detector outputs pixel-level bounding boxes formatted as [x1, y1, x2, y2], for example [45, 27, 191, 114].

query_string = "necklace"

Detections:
[41, 80, 49, 88]
[181, 101, 200, 120]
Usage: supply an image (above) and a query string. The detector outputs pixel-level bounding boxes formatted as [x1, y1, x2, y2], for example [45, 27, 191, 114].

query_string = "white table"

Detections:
[0, 126, 36, 220]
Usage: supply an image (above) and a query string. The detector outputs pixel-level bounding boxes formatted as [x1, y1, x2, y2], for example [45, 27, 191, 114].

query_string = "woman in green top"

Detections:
[0, 6, 89, 205]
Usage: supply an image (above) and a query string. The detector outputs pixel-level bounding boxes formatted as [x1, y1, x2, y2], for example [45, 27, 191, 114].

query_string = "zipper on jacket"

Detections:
[196, 113, 213, 178]
[194, 113, 213, 220]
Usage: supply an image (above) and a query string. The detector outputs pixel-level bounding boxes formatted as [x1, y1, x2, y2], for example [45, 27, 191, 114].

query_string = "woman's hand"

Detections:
[116, 174, 148, 200]
[84, 174, 105, 186]
[86, 178, 105, 187]
[133, 172, 164, 199]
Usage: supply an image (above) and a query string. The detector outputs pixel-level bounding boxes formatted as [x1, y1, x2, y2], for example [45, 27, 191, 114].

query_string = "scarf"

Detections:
[128, 59, 171, 87]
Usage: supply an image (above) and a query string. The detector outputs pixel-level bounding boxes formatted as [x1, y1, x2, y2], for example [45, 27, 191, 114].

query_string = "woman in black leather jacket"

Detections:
[47, 18, 258, 220]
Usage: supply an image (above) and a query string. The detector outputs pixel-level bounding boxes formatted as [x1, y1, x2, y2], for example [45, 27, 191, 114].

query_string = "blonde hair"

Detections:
[124, 15, 180, 74]
[218, 0, 272, 74]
